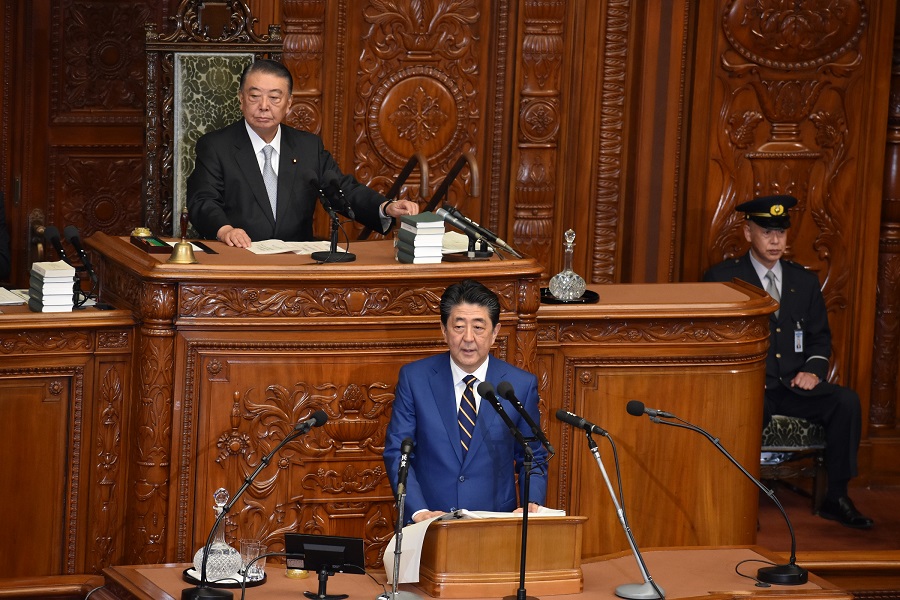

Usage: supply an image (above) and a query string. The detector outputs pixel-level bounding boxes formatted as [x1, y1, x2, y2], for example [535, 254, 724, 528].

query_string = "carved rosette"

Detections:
[354, 1, 481, 215]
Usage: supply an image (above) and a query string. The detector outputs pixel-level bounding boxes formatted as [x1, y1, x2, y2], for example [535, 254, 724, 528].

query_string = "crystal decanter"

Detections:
[549, 229, 586, 301]
[192, 487, 242, 582]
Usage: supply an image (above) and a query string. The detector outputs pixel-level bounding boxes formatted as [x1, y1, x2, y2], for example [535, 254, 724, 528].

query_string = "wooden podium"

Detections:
[416, 516, 588, 598]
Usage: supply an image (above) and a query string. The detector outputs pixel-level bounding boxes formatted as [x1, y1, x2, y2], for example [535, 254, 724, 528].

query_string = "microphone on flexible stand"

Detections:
[183, 409, 329, 600]
[434, 207, 493, 259]
[478, 381, 539, 600]
[496, 381, 554, 455]
[323, 171, 355, 220]
[44, 226, 72, 265]
[63, 225, 113, 309]
[625, 400, 808, 586]
[443, 206, 522, 258]
[299, 169, 355, 264]
[555, 409, 664, 600]
[382, 438, 423, 600]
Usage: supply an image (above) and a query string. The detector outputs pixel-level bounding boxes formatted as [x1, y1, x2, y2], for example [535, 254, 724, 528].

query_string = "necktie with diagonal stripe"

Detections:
[458, 375, 478, 455]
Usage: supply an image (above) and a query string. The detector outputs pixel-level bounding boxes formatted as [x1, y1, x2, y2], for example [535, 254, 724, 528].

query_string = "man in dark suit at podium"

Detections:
[704, 195, 872, 529]
[384, 279, 548, 524]
[186, 59, 418, 248]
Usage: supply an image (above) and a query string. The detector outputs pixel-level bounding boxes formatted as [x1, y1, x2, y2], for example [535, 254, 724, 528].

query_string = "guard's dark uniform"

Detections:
[703, 253, 861, 485]
[702, 194, 870, 529]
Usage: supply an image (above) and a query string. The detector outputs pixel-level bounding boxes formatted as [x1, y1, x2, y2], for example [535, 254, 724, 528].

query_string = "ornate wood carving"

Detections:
[511, 0, 566, 267]
[0, 329, 92, 354]
[870, 25, 900, 431]
[52, 0, 153, 123]
[49, 150, 144, 237]
[706, 0, 870, 382]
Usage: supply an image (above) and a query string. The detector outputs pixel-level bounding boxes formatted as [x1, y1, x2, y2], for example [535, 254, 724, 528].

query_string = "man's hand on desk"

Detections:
[382, 199, 420, 218]
[412, 510, 446, 523]
[216, 225, 252, 248]
[513, 503, 542, 514]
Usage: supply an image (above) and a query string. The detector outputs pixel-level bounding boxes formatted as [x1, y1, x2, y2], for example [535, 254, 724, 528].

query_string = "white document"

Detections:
[0, 287, 27, 305]
[247, 239, 333, 255]
[382, 507, 566, 584]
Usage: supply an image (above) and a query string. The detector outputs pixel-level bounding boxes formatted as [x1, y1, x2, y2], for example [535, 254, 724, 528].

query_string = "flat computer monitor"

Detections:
[285, 533, 366, 600]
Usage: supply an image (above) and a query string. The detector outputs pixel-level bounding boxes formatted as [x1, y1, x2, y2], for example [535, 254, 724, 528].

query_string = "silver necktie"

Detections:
[765, 270, 780, 317]
[262, 145, 277, 219]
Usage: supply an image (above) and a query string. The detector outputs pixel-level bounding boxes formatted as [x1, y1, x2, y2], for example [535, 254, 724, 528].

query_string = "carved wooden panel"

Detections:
[684, 0, 892, 396]
[282, 0, 509, 243]
[48, 149, 144, 237]
[0, 314, 133, 578]
[52, 0, 154, 123]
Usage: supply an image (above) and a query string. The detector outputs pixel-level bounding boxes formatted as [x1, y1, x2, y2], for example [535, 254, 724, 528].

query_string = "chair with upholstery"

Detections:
[760, 414, 827, 512]
[143, 0, 282, 237]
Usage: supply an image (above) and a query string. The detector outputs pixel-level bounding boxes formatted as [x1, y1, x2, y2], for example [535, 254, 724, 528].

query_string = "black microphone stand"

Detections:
[504, 443, 537, 600]
[183, 419, 323, 600]
[311, 198, 355, 264]
[582, 433, 663, 599]
[384, 484, 422, 600]
[646, 415, 808, 586]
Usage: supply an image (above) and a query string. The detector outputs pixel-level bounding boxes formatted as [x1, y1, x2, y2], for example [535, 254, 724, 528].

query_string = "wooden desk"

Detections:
[85, 234, 545, 569]
[0, 303, 135, 577]
[94, 547, 849, 600]
[537, 281, 775, 558]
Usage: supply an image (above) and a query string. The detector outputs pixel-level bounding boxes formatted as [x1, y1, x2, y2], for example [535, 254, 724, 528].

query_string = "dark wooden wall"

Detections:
[2, 0, 898, 490]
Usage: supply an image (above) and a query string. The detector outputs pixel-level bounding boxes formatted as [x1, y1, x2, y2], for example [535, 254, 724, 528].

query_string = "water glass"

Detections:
[240, 538, 268, 581]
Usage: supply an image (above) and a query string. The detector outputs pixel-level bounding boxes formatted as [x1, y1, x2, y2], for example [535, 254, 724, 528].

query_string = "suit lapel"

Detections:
[276, 125, 302, 227]
[428, 358, 465, 466]
[232, 123, 276, 226]
[467, 358, 503, 460]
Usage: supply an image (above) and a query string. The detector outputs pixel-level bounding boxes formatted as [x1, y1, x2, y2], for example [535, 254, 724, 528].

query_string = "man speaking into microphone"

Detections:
[383, 280, 548, 524]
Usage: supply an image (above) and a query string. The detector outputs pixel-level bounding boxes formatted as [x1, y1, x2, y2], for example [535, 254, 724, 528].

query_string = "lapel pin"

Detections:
[292, 158, 297, 164]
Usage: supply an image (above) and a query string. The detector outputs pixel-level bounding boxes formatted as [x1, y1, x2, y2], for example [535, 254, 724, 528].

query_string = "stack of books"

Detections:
[396, 212, 445, 264]
[29, 260, 76, 312]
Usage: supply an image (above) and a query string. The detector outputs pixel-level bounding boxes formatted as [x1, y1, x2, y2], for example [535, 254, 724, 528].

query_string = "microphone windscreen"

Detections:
[400, 437, 414, 454]
[310, 409, 328, 427]
[323, 170, 341, 189]
[45, 225, 61, 243]
[298, 168, 319, 190]
[63, 224, 80, 245]
[496, 381, 514, 400]
[626, 400, 645, 417]
[476, 381, 495, 398]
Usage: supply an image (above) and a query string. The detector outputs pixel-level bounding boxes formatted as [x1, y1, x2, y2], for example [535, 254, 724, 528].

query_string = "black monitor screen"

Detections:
[284, 533, 366, 575]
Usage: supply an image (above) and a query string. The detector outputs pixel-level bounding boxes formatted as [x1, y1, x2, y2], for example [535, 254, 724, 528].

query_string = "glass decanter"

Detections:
[192, 487, 242, 582]
[549, 229, 586, 301]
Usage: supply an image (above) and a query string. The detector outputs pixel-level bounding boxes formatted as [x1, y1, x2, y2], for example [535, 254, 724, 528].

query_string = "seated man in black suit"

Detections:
[704, 195, 872, 529]
[187, 59, 418, 248]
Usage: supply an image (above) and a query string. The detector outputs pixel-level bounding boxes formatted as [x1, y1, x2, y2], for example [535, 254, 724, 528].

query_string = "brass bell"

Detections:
[167, 240, 198, 264]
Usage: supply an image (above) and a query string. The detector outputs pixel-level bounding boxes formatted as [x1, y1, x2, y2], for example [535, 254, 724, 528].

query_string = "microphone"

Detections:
[299, 169, 336, 216]
[63, 225, 96, 281]
[396, 437, 414, 496]
[435, 207, 489, 244]
[626, 400, 676, 419]
[496, 381, 554, 454]
[555, 409, 607, 437]
[444, 206, 522, 258]
[44, 226, 72, 264]
[323, 170, 355, 220]
[476, 381, 531, 451]
[184, 409, 326, 600]
[627, 401, 808, 586]
[294, 409, 328, 432]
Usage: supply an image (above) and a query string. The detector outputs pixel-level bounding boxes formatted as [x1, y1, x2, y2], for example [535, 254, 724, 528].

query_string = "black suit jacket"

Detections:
[186, 120, 390, 242]
[703, 253, 832, 391]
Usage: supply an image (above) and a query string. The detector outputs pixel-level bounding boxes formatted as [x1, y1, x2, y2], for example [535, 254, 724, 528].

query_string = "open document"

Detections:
[247, 239, 334, 255]
[383, 507, 565, 584]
